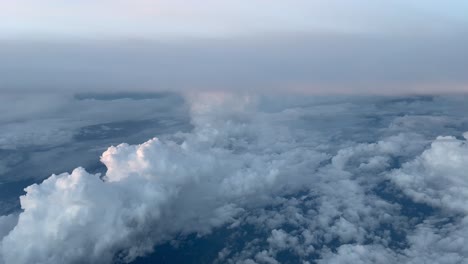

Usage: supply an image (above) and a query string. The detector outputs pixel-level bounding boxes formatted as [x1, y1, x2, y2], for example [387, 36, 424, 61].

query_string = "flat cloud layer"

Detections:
[1, 1, 467, 94]
[1, 93, 468, 263]
[1, 33, 468, 94]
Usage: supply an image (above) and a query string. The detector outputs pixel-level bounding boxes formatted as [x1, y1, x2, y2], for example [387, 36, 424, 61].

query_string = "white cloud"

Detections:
[385, 132, 468, 263]
[318, 244, 399, 264]
[0, 93, 329, 263]
[389, 134, 468, 214]
[402, 217, 468, 264]
[2, 93, 468, 263]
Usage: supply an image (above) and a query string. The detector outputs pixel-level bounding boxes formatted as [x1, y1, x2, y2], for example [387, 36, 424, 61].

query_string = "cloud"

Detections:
[196, 95, 468, 264]
[0, 93, 329, 263]
[402, 217, 468, 264]
[1, 2, 468, 95]
[2, 93, 468, 263]
[386, 132, 468, 263]
[389, 134, 468, 214]
[1, 33, 468, 94]
[0, 214, 17, 241]
[318, 244, 399, 264]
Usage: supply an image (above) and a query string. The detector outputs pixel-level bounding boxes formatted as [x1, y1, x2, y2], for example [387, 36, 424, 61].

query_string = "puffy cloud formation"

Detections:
[318, 244, 400, 264]
[1, 93, 468, 263]
[390, 134, 468, 213]
[1, 93, 328, 263]
[389, 134, 468, 263]
[216, 131, 468, 264]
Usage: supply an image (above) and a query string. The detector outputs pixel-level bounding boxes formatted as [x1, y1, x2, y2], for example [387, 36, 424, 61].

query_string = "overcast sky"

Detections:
[1, 0, 467, 94]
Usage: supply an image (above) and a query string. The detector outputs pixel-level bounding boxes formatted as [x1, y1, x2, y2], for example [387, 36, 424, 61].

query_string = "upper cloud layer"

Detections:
[1, 33, 468, 94]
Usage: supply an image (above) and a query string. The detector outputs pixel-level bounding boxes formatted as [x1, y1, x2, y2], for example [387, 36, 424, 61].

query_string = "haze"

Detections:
[1, 0, 467, 94]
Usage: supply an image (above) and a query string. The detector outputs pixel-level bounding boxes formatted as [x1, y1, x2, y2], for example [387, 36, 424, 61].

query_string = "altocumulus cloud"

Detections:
[1, 93, 468, 263]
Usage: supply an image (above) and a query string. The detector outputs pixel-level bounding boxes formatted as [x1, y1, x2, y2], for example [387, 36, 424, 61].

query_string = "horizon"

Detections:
[1, 2, 468, 264]
[1, 0, 468, 94]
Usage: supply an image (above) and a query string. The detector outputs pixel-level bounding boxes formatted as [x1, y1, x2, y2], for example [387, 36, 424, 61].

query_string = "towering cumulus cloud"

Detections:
[0, 93, 328, 263]
[1, 93, 468, 264]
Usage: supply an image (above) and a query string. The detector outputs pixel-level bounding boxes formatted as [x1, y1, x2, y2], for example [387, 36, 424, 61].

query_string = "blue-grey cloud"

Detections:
[1, 33, 467, 94]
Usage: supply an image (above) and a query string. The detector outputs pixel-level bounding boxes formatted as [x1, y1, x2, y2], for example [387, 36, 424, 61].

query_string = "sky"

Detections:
[1, 0, 468, 93]
[1, 0, 468, 38]
[2, 2, 468, 262]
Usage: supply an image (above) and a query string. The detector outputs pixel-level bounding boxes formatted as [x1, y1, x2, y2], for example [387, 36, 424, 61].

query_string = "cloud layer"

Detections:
[2, 1, 467, 94]
[2, 34, 468, 94]
[1, 93, 468, 263]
